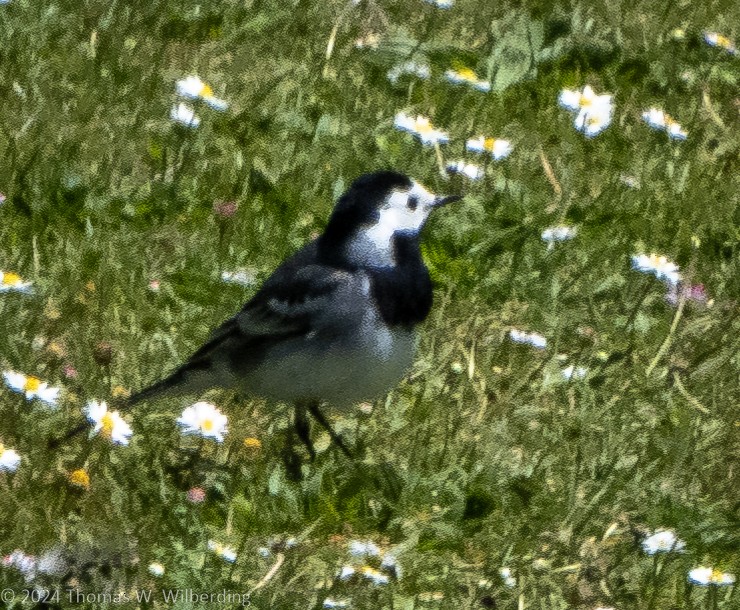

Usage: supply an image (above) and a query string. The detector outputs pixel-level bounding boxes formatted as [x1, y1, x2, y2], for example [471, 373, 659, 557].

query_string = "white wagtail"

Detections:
[57, 171, 461, 469]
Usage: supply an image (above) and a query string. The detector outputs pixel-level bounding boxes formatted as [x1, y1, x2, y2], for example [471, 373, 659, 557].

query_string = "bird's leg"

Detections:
[281, 419, 303, 482]
[294, 402, 316, 461]
[306, 402, 354, 459]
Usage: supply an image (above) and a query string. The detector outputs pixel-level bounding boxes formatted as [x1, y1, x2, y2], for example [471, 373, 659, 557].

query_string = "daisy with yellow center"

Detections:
[85, 400, 132, 445]
[688, 566, 736, 586]
[703, 32, 738, 55]
[177, 401, 228, 441]
[175, 76, 228, 110]
[444, 67, 490, 92]
[3, 371, 60, 406]
[360, 565, 390, 585]
[631, 253, 681, 285]
[68, 468, 90, 490]
[466, 136, 512, 160]
[642, 108, 687, 140]
[0, 270, 32, 293]
[394, 112, 449, 146]
[0, 443, 21, 472]
[559, 85, 614, 137]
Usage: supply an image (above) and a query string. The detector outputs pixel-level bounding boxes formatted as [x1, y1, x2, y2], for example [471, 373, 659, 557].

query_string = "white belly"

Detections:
[243, 323, 416, 408]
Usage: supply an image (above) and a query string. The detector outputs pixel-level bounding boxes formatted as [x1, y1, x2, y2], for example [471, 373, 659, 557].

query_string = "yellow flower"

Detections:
[243, 437, 262, 449]
[111, 385, 130, 399]
[68, 469, 90, 490]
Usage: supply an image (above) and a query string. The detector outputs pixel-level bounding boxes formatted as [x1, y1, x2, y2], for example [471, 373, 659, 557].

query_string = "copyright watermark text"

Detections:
[2, 588, 252, 606]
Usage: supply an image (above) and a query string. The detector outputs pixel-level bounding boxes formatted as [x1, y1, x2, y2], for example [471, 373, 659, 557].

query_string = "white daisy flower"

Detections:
[641, 530, 685, 554]
[323, 599, 351, 609]
[499, 567, 516, 588]
[446, 160, 484, 180]
[348, 540, 382, 558]
[559, 86, 613, 137]
[444, 68, 490, 92]
[642, 108, 687, 140]
[176, 76, 228, 110]
[688, 566, 736, 586]
[177, 401, 228, 442]
[466, 136, 512, 160]
[380, 553, 401, 579]
[665, 119, 688, 140]
[361, 565, 390, 585]
[509, 329, 547, 349]
[148, 562, 165, 576]
[0, 270, 32, 293]
[339, 565, 356, 580]
[3, 371, 60, 407]
[221, 269, 257, 287]
[642, 108, 667, 129]
[394, 112, 449, 145]
[387, 60, 430, 84]
[631, 253, 681, 285]
[85, 400, 132, 445]
[703, 32, 738, 55]
[562, 365, 588, 380]
[207, 540, 237, 563]
[541, 226, 577, 246]
[170, 103, 200, 128]
[574, 105, 613, 137]
[559, 85, 613, 113]
[0, 444, 21, 472]
[425, 0, 454, 7]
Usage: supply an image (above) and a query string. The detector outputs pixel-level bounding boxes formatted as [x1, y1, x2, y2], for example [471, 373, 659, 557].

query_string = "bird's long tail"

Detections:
[48, 363, 207, 449]
[123, 368, 190, 409]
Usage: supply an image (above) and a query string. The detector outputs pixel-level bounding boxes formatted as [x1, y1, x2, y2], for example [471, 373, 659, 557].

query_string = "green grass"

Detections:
[0, 0, 737, 608]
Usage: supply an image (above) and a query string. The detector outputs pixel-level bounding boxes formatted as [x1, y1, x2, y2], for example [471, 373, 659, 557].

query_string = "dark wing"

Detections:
[184, 242, 349, 364]
[124, 242, 354, 407]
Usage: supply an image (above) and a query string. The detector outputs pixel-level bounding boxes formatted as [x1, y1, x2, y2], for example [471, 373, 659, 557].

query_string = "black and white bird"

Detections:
[58, 171, 461, 471]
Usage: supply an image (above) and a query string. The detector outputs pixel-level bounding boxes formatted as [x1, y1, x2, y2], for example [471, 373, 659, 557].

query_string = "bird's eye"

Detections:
[407, 196, 419, 211]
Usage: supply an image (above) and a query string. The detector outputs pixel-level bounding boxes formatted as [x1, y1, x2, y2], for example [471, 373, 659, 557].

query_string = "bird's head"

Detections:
[320, 171, 462, 268]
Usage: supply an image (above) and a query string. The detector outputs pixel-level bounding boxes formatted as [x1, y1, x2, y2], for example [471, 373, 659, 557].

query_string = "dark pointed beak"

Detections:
[433, 194, 463, 207]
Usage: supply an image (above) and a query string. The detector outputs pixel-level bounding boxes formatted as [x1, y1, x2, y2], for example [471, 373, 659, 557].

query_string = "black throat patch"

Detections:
[367, 233, 433, 328]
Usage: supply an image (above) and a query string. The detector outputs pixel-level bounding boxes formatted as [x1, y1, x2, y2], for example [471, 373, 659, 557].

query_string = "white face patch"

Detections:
[346, 180, 438, 268]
